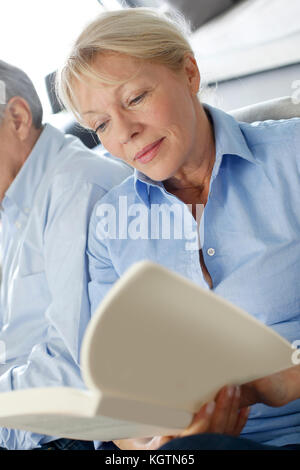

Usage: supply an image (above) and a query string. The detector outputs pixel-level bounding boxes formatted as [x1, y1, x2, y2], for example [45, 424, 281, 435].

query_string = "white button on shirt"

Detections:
[207, 248, 215, 256]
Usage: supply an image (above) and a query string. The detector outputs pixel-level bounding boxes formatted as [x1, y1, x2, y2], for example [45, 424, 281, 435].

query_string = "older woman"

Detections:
[57, 8, 300, 450]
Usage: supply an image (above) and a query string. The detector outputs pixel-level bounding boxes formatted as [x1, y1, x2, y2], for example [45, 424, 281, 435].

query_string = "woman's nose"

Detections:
[120, 131, 139, 145]
[116, 112, 141, 145]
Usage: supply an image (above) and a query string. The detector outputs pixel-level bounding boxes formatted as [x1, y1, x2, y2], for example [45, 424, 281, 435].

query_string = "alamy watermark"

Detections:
[0, 80, 5, 105]
[95, 196, 205, 251]
[291, 340, 300, 365]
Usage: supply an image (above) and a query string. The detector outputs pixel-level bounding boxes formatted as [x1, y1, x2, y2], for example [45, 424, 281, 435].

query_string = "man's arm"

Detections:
[0, 180, 107, 449]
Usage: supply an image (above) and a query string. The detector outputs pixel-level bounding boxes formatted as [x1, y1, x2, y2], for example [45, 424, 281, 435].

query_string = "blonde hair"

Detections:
[56, 7, 193, 122]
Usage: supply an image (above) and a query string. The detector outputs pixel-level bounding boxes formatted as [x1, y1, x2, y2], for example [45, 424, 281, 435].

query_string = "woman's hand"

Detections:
[112, 385, 250, 450]
[241, 364, 300, 408]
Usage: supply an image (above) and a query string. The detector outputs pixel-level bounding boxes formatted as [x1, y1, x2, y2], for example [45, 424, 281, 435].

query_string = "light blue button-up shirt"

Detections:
[0, 124, 131, 449]
[88, 104, 300, 447]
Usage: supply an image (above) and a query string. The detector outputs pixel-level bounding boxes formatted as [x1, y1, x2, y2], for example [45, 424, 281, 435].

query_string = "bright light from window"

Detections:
[0, 0, 105, 120]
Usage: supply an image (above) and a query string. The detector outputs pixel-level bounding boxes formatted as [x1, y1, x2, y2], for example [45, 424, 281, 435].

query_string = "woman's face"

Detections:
[75, 52, 205, 182]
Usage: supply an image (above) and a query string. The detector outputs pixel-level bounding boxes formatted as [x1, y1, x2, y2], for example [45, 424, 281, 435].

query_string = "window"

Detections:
[0, 0, 105, 120]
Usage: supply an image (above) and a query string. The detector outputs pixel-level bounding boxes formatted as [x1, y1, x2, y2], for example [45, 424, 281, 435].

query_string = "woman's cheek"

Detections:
[151, 104, 173, 127]
[102, 140, 122, 160]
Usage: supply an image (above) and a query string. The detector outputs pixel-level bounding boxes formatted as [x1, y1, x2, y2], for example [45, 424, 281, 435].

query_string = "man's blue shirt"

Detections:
[88, 104, 300, 447]
[0, 124, 131, 449]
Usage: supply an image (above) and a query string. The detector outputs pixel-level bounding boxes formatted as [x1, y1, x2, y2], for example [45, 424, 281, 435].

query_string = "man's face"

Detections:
[0, 80, 5, 108]
[0, 82, 14, 195]
[0, 98, 34, 202]
[0, 112, 18, 200]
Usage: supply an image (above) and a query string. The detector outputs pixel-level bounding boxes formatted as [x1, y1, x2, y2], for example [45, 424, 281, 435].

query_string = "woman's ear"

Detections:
[6, 96, 33, 141]
[182, 53, 200, 95]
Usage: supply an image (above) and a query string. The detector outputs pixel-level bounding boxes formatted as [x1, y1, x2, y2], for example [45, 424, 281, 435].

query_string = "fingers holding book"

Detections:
[175, 385, 251, 439]
[113, 385, 250, 450]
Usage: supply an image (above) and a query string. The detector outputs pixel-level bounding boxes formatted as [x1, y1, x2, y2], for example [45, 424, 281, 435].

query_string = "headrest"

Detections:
[229, 96, 300, 123]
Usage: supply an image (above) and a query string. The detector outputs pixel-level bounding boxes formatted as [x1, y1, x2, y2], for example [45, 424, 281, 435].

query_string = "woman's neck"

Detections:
[163, 105, 215, 206]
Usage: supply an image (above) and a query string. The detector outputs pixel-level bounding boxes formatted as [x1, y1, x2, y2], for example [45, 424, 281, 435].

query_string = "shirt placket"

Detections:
[154, 184, 209, 290]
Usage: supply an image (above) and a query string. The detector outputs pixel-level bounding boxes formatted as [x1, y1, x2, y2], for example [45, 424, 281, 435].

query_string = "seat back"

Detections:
[229, 96, 300, 122]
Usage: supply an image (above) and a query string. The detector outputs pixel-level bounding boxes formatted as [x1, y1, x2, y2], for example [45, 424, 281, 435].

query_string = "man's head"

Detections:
[0, 61, 44, 201]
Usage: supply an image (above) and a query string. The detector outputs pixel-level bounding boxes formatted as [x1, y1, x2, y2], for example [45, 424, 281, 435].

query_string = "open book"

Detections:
[0, 261, 294, 441]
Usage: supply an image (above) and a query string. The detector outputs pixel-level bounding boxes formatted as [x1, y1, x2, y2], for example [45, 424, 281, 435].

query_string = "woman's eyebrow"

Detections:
[81, 82, 136, 116]
[82, 110, 98, 116]
[81, 78, 150, 117]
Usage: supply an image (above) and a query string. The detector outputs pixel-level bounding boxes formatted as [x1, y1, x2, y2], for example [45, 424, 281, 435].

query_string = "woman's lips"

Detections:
[134, 137, 165, 164]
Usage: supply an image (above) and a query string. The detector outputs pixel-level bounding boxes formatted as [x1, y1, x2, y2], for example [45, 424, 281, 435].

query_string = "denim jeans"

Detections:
[158, 434, 300, 450]
[98, 434, 300, 450]
[0, 438, 95, 450]
[36, 438, 95, 450]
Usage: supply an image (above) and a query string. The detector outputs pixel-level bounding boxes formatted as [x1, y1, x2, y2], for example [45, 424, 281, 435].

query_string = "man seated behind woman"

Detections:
[57, 8, 300, 450]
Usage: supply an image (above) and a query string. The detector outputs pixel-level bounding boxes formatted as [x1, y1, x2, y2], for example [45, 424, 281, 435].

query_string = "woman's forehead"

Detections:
[75, 56, 176, 116]
[73, 53, 188, 123]
[86, 52, 153, 86]
[83, 52, 178, 90]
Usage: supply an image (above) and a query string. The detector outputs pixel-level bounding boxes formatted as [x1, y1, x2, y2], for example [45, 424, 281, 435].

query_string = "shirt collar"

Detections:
[205, 103, 257, 179]
[133, 103, 257, 204]
[3, 124, 65, 216]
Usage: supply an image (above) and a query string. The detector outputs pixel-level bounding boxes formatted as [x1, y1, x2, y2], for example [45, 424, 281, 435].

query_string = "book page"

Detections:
[82, 261, 293, 425]
[0, 413, 180, 441]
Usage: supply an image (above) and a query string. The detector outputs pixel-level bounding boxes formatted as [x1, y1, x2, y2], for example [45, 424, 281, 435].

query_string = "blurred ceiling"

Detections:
[190, 0, 300, 83]
[166, 0, 243, 30]
[110, 0, 243, 29]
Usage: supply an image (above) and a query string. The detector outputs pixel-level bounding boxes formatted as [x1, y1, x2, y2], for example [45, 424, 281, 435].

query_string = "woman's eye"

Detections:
[95, 122, 107, 133]
[129, 92, 147, 106]
[93, 93, 147, 133]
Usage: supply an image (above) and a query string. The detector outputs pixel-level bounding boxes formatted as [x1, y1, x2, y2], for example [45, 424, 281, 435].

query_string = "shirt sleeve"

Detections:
[87, 200, 120, 315]
[87, 201, 121, 451]
[0, 180, 107, 450]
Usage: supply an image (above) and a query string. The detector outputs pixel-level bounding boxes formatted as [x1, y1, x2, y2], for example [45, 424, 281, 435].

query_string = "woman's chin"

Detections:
[139, 166, 179, 183]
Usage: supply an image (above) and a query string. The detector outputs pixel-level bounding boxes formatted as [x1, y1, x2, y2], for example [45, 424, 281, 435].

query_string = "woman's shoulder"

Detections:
[239, 116, 300, 146]
[238, 117, 300, 170]
[90, 173, 138, 215]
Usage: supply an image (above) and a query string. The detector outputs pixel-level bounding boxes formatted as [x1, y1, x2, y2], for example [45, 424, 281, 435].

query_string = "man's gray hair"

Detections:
[0, 60, 43, 128]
